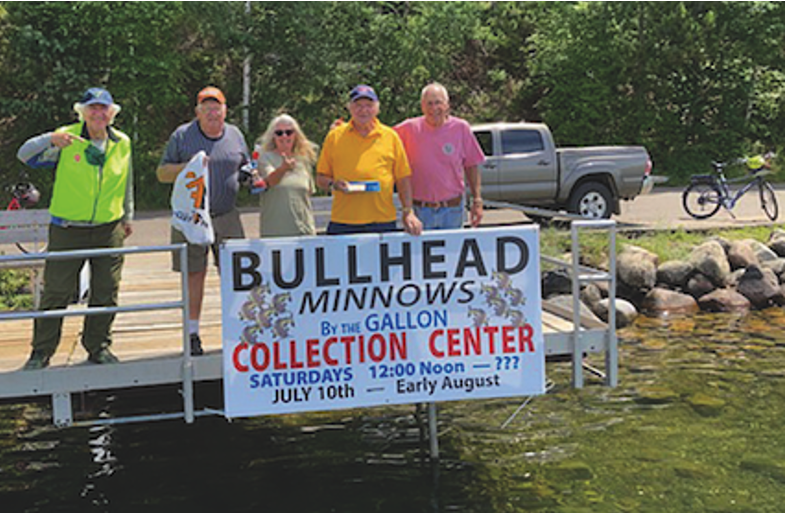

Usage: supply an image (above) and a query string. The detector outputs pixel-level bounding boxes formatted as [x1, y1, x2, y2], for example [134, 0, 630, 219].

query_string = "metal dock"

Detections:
[0, 221, 618, 429]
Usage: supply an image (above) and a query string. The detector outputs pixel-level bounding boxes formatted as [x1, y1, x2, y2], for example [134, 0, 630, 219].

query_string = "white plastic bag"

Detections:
[171, 151, 214, 245]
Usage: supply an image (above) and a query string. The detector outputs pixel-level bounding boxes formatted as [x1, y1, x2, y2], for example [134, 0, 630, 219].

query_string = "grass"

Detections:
[540, 224, 785, 269]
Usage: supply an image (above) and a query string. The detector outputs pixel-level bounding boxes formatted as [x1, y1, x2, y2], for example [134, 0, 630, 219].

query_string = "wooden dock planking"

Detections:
[0, 250, 602, 373]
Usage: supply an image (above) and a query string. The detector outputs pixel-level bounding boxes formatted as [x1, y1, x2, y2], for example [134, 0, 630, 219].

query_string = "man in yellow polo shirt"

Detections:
[316, 85, 422, 235]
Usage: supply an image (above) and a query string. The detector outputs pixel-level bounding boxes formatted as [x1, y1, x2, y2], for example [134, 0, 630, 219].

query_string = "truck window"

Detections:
[501, 130, 544, 155]
[474, 131, 493, 157]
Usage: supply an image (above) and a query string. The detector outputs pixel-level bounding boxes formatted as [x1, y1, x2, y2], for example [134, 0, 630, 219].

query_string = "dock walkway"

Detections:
[0, 219, 618, 428]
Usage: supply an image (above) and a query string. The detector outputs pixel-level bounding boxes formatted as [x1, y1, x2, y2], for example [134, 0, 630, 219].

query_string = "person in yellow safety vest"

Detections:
[16, 87, 134, 370]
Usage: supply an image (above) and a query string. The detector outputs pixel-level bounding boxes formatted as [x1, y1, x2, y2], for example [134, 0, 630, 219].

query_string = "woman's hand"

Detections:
[279, 155, 296, 173]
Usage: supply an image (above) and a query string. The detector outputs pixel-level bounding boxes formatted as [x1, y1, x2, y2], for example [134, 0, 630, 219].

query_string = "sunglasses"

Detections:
[274, 129, 295, 137]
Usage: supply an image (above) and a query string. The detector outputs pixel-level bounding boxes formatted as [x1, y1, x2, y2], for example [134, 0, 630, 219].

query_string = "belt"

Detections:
[50, 216, 102, 228]
[413, 196, 463, 209]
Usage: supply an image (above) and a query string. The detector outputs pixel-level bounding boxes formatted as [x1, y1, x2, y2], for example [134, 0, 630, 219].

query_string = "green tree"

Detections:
[529, 2, 785, 179]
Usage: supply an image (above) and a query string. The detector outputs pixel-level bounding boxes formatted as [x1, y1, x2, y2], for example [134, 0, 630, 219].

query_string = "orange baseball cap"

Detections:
[197, 86, 226, 105]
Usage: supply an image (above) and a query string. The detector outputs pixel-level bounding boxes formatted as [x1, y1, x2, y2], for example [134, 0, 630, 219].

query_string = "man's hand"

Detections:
[122, 221, 133, 238]
[402, 210, 423, 236]
[331, 179, 349, 192]
[51, 132, 85, 148]
[469, 199, 484, 228]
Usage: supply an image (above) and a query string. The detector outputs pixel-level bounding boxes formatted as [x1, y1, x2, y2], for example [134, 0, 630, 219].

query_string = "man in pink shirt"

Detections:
[394, 83, 485, 230]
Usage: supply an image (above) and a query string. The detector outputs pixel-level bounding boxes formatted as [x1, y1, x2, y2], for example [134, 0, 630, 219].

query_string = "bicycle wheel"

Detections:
[759, 181, 779, 221]
[682, 182, 722, 219]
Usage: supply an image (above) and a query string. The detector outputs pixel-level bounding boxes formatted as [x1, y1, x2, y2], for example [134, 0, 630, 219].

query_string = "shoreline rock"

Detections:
[541, 229, 785, 323]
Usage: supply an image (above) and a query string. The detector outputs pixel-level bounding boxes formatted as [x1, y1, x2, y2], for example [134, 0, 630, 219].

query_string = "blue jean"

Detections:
[326, 221, 398, 235]
[414, 205, 464, 230]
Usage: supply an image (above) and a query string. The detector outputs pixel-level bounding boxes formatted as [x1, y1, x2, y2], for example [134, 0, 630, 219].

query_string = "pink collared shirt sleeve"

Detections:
[461, 120, 485, 168]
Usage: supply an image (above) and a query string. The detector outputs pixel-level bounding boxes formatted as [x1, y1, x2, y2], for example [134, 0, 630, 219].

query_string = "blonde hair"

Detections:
[73, 102, 121, 125]
[257, 114, 316, 163]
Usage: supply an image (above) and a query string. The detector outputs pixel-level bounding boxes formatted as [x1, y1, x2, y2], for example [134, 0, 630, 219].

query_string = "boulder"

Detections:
[596, 298, 638, 328]
[697, 289, 751, 313]
[686, 393, 726, 417]
[641, 287, 699, 316]
[767, 230, 785, 257]
[727, 240, 759, 270]
[617, 281, 647, 307]
[745, 239, 779, 263]
[686, 272, 716, 298]
[726, 268, 746, 288]
[688, 240, 730, 287]
[618, 246, 658, 291]
[708, 236, 731, 253]
[736, 265, 783, 308]
[580, 283, 603, 313]
[545, 295, 602, 323]
[761, 258, 785, 282]
[542, 269, 572, 299]
[656, 260, 694, 289]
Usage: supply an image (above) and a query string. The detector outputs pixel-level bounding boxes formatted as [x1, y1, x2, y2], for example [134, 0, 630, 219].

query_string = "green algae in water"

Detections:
[440, 307, 785, 512]
[0, 308, 783, 512]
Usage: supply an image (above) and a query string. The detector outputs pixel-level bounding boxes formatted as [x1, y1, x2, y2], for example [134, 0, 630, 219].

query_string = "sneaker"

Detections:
[190, 334, 204, 356]
[23, 351, 51, 371]
[88, 348, 119, 365]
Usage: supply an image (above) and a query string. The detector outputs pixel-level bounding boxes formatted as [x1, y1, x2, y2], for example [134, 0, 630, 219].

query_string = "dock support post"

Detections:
[570, 226, 584, 388]
[428, 402, 439, 461]
[605, 227, 618, 387]
[52, 392, 73, 428]
[179, 246, 195, 423]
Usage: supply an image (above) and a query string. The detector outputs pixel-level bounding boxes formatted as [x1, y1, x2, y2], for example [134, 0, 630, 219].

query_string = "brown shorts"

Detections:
[171, 208, 245, 273]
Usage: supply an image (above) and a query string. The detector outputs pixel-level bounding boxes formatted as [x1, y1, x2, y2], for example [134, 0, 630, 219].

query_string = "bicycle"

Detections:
[4, 178, 42, 253]
[682, 161, 779, 221]
[3, 178, 89, 303]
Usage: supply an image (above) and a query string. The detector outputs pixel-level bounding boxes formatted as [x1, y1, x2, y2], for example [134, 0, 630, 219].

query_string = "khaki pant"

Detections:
[31, 221, 125, 357]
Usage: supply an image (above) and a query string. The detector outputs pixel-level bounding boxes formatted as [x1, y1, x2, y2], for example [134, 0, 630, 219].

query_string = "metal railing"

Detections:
[540, 220, 618, 388]
[0, 244, 202, 427]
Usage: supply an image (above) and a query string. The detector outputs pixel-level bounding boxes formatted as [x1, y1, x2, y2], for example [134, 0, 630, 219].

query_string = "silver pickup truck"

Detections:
[472, 122, 653, 219]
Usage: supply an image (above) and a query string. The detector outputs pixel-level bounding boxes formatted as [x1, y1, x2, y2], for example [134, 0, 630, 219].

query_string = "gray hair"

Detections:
[421, 82, 450, 103]
[73, 102, 121, 125]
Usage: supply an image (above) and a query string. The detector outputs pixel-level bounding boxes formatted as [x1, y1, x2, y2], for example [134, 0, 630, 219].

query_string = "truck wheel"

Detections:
[568, 182, 613, 219]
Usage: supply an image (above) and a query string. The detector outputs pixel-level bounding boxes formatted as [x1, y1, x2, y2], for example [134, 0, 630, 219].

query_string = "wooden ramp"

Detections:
[0, 251, 222, 372]
[0, 251, 608, 373]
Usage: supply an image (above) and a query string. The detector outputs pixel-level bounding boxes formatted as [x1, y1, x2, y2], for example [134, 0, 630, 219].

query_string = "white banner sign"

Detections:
[220, 226, 545, 418]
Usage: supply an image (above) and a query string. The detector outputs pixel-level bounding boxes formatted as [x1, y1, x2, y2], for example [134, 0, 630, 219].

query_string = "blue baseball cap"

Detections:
[79, 87, 115, 106]
[349, 84, 379, 102]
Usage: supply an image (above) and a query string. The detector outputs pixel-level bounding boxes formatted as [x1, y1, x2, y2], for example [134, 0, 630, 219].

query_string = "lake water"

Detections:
[1, 308, 783, 512]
